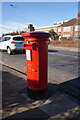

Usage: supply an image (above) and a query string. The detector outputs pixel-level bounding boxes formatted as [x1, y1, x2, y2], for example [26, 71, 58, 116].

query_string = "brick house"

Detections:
[25, 22, 63, 33]
[57, 17, 80, 40]
[35, 22, 63, 33]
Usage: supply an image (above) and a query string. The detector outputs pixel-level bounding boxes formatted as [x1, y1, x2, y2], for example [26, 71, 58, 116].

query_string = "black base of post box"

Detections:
[27, 87, 48, 100]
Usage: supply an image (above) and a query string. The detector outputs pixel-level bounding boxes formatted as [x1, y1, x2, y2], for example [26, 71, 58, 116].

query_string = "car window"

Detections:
[5, 37, 11, 41]
[0, 37, 6, 42]
[13, 37, 25, 41]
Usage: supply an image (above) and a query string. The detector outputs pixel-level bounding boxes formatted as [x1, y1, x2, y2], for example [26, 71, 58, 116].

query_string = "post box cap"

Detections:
[22, 31, 51, 41]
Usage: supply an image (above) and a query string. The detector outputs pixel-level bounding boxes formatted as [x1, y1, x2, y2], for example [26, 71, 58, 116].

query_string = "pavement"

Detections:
[1, 64, 80, 120]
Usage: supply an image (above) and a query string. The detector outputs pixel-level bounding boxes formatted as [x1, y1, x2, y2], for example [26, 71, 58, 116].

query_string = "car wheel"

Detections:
[7, 47, 12, 55]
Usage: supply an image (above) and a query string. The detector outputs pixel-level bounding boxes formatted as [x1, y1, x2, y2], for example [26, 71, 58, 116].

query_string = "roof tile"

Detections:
[59, 17, 80, 27]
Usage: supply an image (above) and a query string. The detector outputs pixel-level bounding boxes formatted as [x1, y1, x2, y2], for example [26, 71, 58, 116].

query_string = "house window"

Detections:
[74, 33, 80, 40]
[63, 34, 70, 38]
[75, 25, 80, 31]
[54, 29, 57, 32]
[63, 26, 71, 32]
[58, 28, 61, 32]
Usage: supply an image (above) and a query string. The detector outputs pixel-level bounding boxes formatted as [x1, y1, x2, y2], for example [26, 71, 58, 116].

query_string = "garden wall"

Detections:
[50, 40, 79, 48]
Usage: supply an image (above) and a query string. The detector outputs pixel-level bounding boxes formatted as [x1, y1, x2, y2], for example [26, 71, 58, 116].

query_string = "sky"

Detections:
[0, 2, 79, 37]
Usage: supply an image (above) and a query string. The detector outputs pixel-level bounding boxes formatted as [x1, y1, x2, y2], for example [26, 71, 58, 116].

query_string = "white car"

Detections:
[0, 35, 25, 55]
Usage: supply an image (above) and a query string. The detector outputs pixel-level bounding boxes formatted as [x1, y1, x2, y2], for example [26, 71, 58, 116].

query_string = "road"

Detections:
[48, 48, 78, 83]
[1, 46, 80, 101]
[1, 46, 78, 83]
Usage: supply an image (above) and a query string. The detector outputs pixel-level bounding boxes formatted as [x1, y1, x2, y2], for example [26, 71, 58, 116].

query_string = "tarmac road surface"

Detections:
[1, 46, 79, 91]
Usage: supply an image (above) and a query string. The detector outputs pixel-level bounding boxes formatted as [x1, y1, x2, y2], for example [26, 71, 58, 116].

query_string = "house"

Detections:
[25, 16, 80, 40]
[57, 17, 80, 40]
[25, 22, 63, 33]
[35, 21, 63, 33]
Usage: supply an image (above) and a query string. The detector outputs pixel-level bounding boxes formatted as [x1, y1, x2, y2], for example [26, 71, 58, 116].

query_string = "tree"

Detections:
[1, 30, 26, 37]
[78, 12, 80, 17]
[49, 29, 59, 40]
[20, 31, 26, 34]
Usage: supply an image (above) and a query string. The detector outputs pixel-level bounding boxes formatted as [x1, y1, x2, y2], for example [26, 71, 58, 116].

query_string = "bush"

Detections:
[61, 36, 73, 41]
[49, 40, 78, 48]
[68, 36, 73, 41]
[61, 37, 68, 41]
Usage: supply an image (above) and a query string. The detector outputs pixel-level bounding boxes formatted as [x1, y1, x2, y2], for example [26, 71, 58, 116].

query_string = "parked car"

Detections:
[0, 35, 25, 55]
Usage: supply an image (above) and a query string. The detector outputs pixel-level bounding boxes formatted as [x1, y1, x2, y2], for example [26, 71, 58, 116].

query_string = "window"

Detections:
[13, 37, 25, 41]
[75, 25, 80, 31]
[74, 33, 80, 40]
[0, 37, 6, 42]
[63, 34, 70, 38]
[58, 28, 61, 32]
[63, 26, 71, 32]
[5, 37, 11, 41]
[54, 29, 57, 32]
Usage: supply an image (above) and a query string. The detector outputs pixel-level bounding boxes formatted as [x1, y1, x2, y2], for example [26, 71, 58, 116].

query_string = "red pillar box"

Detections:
[22, 31, 51, 94]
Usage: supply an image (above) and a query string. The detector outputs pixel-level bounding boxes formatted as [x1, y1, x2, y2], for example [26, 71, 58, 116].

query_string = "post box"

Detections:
[22, 31, 51, 93]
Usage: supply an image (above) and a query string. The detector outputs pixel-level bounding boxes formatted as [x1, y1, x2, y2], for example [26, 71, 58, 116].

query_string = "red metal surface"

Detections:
[22, 31, 51, 91]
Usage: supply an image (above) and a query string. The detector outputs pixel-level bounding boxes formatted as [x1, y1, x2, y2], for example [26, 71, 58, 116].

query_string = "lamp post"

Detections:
[10, 4, 20, 35]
